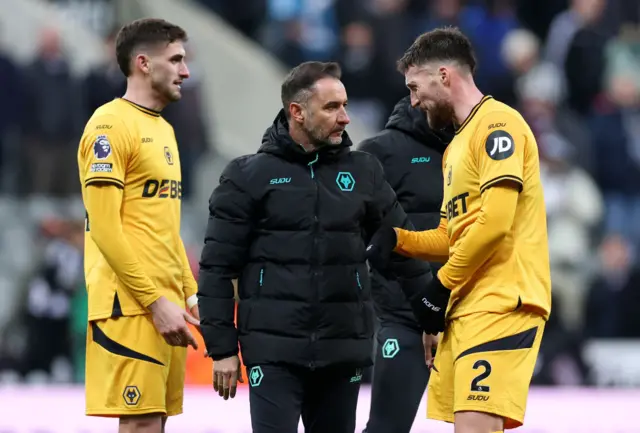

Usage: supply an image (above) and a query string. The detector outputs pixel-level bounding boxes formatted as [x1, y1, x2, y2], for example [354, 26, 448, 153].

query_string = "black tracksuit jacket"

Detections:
[357, 96, 453, 331]
[197, 109, 431, 370]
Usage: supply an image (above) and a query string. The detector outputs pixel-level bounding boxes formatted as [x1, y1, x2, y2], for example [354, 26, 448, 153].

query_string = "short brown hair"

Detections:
[281, 61, 342, 118]
[397, 27, 476, 75]
[115, 18, 188, 77]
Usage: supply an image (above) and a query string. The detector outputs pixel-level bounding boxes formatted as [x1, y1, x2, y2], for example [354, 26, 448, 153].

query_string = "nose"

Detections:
[180, 63, 190, 79]
[338, 107, 350, 125]
[410, 93, 420, 108]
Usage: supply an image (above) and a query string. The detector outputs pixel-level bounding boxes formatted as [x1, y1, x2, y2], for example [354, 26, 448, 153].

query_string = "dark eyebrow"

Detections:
[324, 99, 348, 108]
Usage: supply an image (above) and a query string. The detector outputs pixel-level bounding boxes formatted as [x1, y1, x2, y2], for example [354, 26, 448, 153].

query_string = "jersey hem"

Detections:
[88, 308, 148, 321]
[446, 306, 549, 322]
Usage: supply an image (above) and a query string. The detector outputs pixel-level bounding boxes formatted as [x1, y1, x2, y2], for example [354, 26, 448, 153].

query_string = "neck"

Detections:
[122, 78, 167, 112]
[451, 79, 485, 127]
[289, 125, 316, 153]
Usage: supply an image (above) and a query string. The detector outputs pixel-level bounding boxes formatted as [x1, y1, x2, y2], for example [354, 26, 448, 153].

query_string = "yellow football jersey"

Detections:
[441, 95, 551, 320]
[78, 98, 185, 320]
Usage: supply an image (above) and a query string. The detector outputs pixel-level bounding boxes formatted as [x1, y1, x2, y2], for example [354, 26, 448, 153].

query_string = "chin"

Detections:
[328, 136, 343, 145]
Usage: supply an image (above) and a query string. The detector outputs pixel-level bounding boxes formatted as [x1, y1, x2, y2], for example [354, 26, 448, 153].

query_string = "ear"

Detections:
[134, 53, 151, 75]
[439, 66, 450, 87]
[289, 102, 305, 124]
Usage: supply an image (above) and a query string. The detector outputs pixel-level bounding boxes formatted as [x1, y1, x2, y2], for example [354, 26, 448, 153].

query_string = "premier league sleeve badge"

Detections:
[93, 135, 112, 160]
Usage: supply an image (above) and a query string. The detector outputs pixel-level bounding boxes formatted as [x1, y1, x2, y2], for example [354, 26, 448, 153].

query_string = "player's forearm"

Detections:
[178, 239, 198, 302]
[394, 218, 450, 263]
[438, 185, 518, 289]
[85, 185, 160, 308]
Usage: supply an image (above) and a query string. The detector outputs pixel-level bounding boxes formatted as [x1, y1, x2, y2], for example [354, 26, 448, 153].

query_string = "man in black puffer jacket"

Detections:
[358, 96, 453, 433]
[197, 62, 431, 433]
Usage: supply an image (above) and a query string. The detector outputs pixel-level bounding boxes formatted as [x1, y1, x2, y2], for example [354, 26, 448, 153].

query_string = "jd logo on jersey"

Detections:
[382, 338, 400, 359]
[123, 385, 141, 406]
[485, 130, 515, 160]
[336, 172, 355, 192]
[249, 366, 264, 387]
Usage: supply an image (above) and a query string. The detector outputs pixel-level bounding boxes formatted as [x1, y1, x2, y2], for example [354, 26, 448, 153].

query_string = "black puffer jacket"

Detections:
[357, 96, 452, 330]
[198, 110, 431, 369]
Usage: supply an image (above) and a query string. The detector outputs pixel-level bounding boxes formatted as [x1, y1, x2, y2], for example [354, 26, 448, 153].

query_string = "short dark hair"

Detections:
[281, 61, 342, 117]
[397, 27, 476, 75]
[115, 18, 188, 77]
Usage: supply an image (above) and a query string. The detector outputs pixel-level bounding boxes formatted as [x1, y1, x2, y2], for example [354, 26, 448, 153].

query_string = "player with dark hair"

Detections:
[197, 61, 431, 433]
[78, 18, 200, 433]
[366, 27, 552, 433]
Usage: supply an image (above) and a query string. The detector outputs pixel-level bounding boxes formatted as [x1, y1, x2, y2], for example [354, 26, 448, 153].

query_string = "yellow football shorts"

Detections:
[427, 309, 545, 429]
[85, 314, 187, 417]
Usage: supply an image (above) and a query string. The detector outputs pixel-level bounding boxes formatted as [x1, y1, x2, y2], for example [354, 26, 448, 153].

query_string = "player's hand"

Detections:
[365, 225, 398, 271]
[149, 296, 200, 350]
[409, 275, 450, 335]
[213, 355, 244, 400]
[423, 333, 439, 369]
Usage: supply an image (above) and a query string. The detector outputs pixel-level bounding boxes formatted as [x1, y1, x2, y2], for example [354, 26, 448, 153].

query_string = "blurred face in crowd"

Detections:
[600, 234, 632, 274]
[291, 77, 350, 147]
[405, 63, 455, 130]
[136, 41, 190, 103]
[574, 0, 606, 24]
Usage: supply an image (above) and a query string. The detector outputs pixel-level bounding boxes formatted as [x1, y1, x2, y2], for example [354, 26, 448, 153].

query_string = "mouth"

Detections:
[173, 80, 183, 89]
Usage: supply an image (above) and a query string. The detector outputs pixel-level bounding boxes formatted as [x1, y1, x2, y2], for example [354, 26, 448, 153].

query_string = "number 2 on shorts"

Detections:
[470, 360, 492, 392]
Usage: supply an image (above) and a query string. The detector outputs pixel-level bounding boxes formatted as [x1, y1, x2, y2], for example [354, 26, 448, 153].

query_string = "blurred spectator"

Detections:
[470, 0, 520, 106]
[532, 295, 591, 386]
[539, 132, 603, 331]
[585, 234, 640, 338]
[0, 34, 24, 195]
[262, 0, 343, 66]
[514, 48, 595, 174]
[561, 0, 609, 114]
[338, 21, 386, 129]
[366, 0, 418, 118]
[21, 27, 84, 197]
[603, 23, 640, 96]
[590, 72, 640, 247]
[19, 219, 84, 382]
[197, 0, 267, 42]
[82, 28, 125, 118]
[544, 0, 607, 69]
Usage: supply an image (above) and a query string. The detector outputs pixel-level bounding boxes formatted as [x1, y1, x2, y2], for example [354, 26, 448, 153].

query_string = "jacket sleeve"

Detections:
[364, 157, 432, 299]
[197, 159, 254, 360]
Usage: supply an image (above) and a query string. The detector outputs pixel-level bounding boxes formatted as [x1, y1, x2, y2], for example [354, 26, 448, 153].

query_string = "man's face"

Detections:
[405, 64, 454, 130]
[145, 41, 190, 103]
[298, 77, 350, 147]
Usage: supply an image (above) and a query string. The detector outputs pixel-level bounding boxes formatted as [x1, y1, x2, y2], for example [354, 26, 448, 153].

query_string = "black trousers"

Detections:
[364, 322, 430, 433]
[249, 363, 362, 433]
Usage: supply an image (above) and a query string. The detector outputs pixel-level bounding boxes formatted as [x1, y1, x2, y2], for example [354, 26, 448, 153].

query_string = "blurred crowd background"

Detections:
[0, 0, 639, 390]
